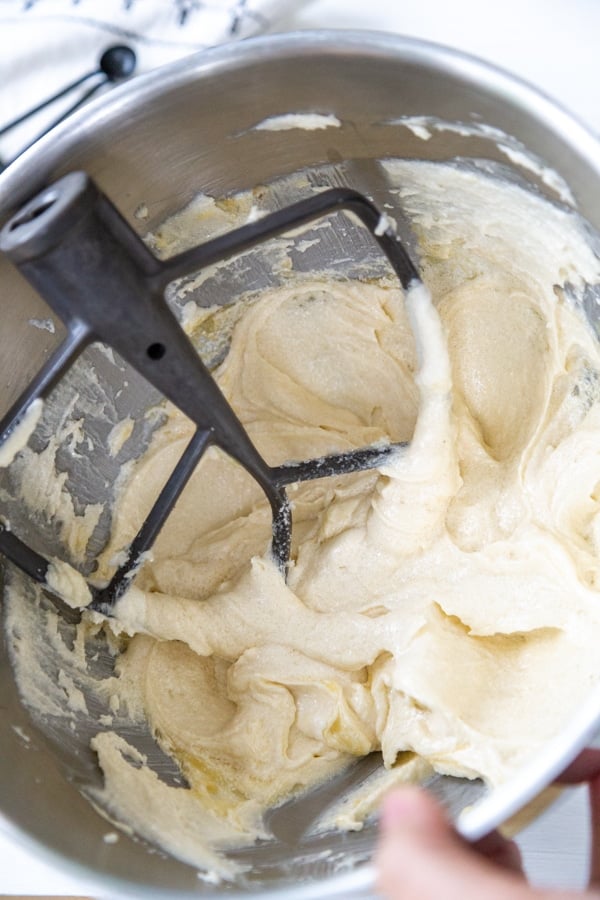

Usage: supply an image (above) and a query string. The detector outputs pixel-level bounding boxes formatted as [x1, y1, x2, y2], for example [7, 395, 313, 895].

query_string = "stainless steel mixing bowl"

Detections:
[3, 30, 600, 900]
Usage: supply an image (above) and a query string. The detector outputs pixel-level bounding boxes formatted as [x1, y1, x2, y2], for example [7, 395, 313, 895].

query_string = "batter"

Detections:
[6, 160, 600, 877]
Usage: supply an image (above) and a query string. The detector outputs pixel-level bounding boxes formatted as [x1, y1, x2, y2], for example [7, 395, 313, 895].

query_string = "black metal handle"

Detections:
[0, 46, 136, 171]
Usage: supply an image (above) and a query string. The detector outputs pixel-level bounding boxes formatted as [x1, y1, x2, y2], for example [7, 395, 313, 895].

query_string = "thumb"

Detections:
[375, 787, 529, 900]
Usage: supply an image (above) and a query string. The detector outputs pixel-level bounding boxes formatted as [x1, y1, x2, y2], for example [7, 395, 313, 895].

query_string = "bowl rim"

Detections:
[3, 27, 600, 215]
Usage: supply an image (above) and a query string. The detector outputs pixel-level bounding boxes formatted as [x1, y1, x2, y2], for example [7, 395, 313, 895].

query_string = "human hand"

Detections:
[375, 750, 600, 899]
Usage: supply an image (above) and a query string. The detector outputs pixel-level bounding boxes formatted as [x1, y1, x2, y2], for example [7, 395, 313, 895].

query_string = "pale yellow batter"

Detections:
[7, 160, 600, 878]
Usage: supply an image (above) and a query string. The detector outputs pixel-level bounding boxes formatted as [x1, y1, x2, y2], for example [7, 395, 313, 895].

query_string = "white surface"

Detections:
[1, 0, 598, 894]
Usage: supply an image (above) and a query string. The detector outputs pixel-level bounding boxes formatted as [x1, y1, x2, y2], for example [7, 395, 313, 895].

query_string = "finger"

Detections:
[474, 828, 523, 874]
[375, 787, 530, 900]
[557, 749, 600, 785]
[588, 773, 600, 887]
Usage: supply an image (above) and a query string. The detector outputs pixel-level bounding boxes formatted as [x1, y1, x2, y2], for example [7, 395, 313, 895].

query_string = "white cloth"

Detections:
[0, 0, 307, 161]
